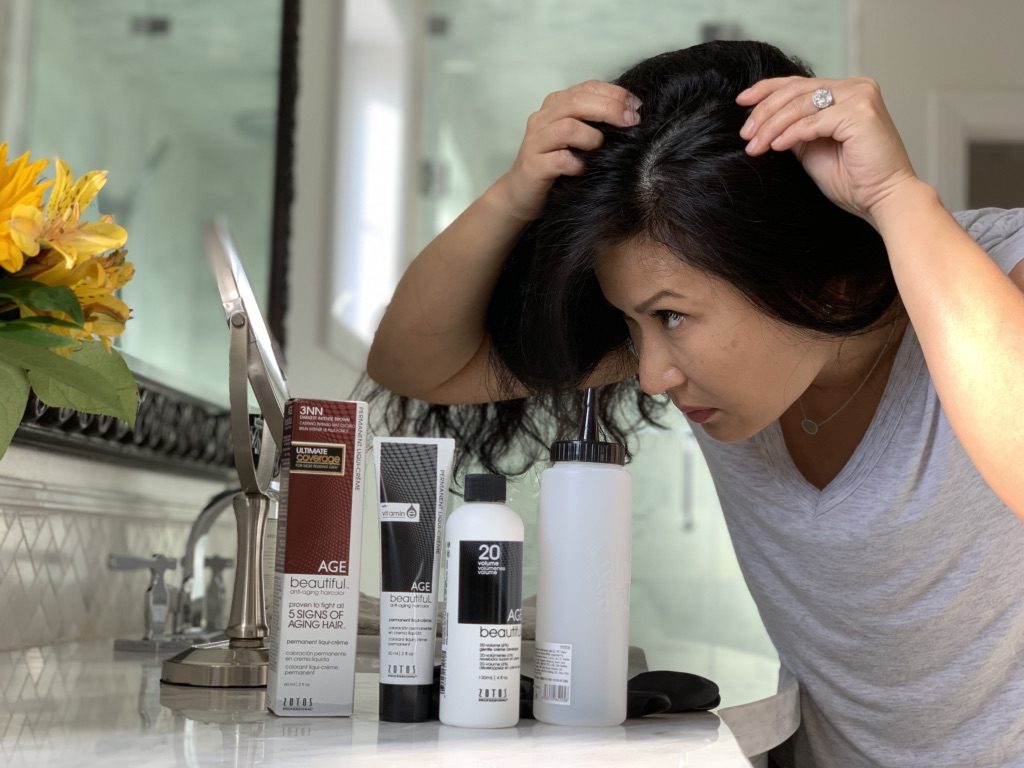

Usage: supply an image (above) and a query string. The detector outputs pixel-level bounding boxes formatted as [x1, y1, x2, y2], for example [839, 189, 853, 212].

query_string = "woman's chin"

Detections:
[682, 411, 762, 444]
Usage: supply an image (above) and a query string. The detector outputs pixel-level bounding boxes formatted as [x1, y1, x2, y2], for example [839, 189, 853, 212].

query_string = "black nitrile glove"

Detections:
[431, 667, 719, 721]
[628, 670, 721, 713]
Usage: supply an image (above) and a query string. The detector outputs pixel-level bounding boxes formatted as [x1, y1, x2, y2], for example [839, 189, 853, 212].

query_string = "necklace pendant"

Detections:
[800, 418, 820, 435]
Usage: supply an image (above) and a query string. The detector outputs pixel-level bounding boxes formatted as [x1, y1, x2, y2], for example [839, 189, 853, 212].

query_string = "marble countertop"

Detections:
[0, 640, 797, 767]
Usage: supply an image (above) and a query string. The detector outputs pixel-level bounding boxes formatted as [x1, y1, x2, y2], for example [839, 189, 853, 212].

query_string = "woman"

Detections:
[368, 41, 1024, 766]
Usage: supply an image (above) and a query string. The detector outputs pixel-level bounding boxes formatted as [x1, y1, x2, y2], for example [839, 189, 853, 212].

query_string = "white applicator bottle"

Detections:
[440, 473, 524, 728]
[534, 387, 632, 726]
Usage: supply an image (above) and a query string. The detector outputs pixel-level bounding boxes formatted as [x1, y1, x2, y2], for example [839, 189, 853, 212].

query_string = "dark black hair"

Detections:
[365, 40, 898, 476]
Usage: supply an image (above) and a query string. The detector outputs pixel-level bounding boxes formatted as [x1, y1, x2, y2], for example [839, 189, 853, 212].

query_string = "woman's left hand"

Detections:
[736, 76, 918, 226]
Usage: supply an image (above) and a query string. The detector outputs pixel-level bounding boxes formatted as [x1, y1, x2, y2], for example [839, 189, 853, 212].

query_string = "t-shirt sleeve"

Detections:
[953, 208, 1024, 275]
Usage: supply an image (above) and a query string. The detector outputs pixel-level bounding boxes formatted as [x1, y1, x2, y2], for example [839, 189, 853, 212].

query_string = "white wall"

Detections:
[287, 0, 383, 597]
[852, 0, 1024, 209]
[286, 0, 365, 400]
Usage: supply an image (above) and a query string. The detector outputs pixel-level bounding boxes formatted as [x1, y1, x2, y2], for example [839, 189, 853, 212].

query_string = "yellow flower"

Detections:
[2, 147, 135, 351]
[17, 247, 135, 350]
[9, 157, 127, 269]
[0, 142, 51, 272]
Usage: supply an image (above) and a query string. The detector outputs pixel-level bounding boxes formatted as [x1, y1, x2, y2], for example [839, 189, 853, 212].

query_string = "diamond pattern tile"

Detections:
[0, 483, 236, 652]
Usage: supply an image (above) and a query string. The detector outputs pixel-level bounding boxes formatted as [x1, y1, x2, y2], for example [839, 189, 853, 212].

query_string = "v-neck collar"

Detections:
[754, 322, 926, 515]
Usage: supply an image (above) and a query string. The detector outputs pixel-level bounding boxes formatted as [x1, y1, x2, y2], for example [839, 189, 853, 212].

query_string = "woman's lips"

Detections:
[680, 406, 717, 424]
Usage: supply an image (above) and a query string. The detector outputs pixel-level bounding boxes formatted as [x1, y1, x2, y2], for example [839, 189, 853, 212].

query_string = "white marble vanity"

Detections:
[0, 639, 797, 767]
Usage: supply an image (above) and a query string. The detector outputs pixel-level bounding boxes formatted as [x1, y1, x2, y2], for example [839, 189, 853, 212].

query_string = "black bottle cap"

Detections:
[550, 388, 625, 465]
[379, 683, 433, 722]
[550, 439, 626, 465]
[464, 473, 506, 502]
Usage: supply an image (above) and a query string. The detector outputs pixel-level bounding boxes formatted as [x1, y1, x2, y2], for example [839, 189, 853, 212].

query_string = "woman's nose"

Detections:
[636, 341, 686, 396]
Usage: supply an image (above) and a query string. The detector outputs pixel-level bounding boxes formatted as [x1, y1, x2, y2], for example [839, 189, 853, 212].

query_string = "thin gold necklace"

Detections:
[797, 323, 896, 436]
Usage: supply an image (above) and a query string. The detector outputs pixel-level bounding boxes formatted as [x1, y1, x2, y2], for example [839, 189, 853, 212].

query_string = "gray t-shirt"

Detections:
[692, 209, 1024, 767]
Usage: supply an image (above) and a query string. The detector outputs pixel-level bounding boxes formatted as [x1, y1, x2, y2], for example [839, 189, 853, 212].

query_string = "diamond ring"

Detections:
[811, 87, 835, 110]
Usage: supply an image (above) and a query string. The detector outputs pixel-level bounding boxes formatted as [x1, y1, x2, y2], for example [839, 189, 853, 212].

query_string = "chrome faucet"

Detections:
[109, 557, 179, 647]
[109, 489, 239, 653]
[175, 488, 237, 633]
[204, 555, 233, 631]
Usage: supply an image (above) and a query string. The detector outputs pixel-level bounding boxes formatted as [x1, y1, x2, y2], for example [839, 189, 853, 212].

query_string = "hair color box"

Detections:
[268, 398, 367, 716]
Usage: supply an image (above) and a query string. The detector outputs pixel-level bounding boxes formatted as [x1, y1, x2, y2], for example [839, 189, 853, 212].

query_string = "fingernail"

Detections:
[626, 94, 643, 111]
[623, 109, 640, 126]
[739, 118, 754, 139]
[745, 136, 760, 153]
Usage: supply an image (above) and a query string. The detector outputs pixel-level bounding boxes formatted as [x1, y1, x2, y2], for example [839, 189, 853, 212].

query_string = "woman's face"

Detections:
[596, 238, 831, 442]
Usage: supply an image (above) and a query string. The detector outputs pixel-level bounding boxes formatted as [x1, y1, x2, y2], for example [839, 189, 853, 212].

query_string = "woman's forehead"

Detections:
[596, 238, 723, 299]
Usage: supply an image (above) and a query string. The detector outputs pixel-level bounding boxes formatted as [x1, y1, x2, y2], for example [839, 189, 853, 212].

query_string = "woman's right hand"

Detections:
[369, 82, 640, 403]
[496, 81, 642, 222]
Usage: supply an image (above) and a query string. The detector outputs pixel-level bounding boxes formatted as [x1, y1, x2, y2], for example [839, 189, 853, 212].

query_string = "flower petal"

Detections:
[0, 239, 25, 273]
[45, 241, 77, 270]
[9, 204, 43, 257]
[70, 170, 108, 210]
[45, 159, 72, 220]
[85, 294, 131, 323]
[45, 221, 128, 263]
[13, 249, 71, 284]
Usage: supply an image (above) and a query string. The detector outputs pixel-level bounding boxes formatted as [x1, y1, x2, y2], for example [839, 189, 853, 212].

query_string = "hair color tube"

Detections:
[373, 436, 455, 722]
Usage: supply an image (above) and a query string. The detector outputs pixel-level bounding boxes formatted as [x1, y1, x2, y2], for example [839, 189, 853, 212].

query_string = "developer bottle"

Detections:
[440, 473, 524, 728]
[534, 388, 632, 726]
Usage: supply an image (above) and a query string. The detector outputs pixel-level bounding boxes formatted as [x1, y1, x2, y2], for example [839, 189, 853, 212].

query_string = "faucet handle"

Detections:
[108, 553, 178, 640]
[205, 555, 234, 572]
[109, 554, 178, 572]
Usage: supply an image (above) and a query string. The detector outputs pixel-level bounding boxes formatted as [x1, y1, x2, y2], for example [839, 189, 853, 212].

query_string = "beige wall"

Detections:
[853, 0, 1024, 208]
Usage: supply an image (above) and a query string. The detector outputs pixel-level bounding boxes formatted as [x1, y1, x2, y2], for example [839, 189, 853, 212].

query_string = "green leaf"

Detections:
[7, 315, 83, 329]
[0, 322, 78, 349]
[0, 335, 138, 426]
[0, 360, 30, 461]
[0, 278, 84, 324]
[59, 340, 139, 428]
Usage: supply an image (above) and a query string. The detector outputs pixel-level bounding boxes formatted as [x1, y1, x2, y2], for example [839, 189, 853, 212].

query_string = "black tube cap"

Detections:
[379, 683, 433, 722]
[550, 387, 625, 465]
[464, 473, 506, 503]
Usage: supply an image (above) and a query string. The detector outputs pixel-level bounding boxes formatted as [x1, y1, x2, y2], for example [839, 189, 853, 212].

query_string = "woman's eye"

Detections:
[655, 310, 685, 330]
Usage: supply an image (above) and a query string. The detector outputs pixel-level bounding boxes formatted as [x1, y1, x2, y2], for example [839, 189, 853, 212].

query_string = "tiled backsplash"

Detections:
[1, 424, 777, 664]
[0, 445, 236, 652]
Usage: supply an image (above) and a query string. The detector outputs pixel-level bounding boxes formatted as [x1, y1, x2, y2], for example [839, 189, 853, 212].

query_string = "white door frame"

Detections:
[928, 89, 1024, 211]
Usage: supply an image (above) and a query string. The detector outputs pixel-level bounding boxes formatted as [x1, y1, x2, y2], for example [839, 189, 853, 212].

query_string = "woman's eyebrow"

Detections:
[634, 289, 687, 314]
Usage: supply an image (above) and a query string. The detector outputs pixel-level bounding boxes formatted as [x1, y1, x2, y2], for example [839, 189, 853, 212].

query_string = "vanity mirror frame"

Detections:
[9, 0, 299, 480]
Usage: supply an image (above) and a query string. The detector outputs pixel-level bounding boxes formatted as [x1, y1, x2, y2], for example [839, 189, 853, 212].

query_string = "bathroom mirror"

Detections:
[0, 0, 296, 407]
[2, 0, 297, 473]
